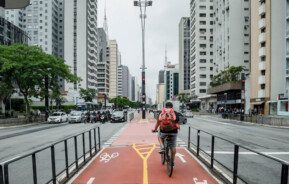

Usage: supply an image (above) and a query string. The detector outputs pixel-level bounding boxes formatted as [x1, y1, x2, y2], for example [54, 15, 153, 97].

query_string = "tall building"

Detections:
[158, 70, 165, 83]
[117, 65, 129, 98]
[0, 15, 28, 44]
[131, 76, 136, 101]
[164, 64, 179, 101]
[251, 0, 287, 116]
[97, 28, 109, 94]
[6, 0, 64, 57]
[213, 0, 250, 73]
[179, 17, 190, 94]
[108, 40, 119, 99]
[64, 0, 98, 102]
[156, 83, 165, 107]
[190, 0, 214, 97]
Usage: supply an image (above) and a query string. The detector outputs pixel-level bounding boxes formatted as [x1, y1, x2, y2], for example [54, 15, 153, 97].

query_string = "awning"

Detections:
[251, 101, 264, 105]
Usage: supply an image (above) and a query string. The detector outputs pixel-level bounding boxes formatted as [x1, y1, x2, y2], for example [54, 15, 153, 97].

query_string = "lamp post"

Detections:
[134, 0, 153, 119]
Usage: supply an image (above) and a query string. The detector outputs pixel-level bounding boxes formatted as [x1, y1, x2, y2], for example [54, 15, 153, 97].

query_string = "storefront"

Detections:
[277, 100, 289, 116]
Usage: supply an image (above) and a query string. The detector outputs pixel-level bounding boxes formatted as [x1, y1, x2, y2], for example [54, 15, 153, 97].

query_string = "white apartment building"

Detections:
[179, 17, 190, 95]
[109, 40, 119, 99]
[5, 0, 64, 58]
[190, 0, 214, 97]
[213, 0, 250, 73]
[64, 0, 98, 103]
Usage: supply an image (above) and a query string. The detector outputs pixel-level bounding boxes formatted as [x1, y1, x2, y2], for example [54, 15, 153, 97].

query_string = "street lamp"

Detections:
[133, 0, 153, 119]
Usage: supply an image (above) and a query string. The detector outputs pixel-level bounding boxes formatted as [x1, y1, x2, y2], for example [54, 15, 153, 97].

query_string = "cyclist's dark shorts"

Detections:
[159, 132, 177, 148]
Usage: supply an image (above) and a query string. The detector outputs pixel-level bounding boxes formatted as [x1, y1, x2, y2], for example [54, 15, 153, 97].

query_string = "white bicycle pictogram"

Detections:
[100, 152, 119, 163]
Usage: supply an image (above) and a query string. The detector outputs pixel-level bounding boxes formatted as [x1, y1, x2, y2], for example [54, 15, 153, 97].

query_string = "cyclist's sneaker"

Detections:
[158, 148, 165, 154]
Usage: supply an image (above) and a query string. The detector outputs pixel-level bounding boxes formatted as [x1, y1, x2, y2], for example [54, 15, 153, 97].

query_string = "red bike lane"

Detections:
[70, 114, 220, 184]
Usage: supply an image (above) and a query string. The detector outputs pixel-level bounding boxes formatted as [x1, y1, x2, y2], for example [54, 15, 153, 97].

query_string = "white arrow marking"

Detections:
[176, 153, 186, 163]
[87, 177, 95, 184]
[193, 178, 208, 184]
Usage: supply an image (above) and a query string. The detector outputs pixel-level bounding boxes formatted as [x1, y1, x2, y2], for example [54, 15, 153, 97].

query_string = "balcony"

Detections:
[258, 33, 266, 43]
[258, 62, 266, 70]
[286, 69, 289, 78]
[259, 47, 266, 57]
[258, 90, 265, 98]
[258, 19, 266, 29]
[258, 4, 266, 15]
[258, 76, 266, 84]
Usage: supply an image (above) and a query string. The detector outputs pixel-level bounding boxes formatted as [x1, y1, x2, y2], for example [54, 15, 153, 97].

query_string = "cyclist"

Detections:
[152, 102, 180, 165]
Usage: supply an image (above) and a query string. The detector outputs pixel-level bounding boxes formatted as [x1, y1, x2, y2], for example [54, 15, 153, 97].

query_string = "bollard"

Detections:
[32, 153, 37, 184]
[64, 140, 69, 178]
[211, 136, 215, 169]
[197, 130, 200, 156]
[51, 146, 56, 184]
[188, 127, 191, 150]
[74, 136, 78, 169]
[233, 145, 239, 184]
[281, 164, 288, 184]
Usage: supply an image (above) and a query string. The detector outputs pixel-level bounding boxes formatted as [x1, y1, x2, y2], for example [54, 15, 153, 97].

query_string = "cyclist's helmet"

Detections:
[165, 102, 173, 108]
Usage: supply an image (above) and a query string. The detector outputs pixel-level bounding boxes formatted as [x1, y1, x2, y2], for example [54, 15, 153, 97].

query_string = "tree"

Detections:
[0, 77, 13, 114]
[79, 88, 97, 102]
[210, 66, 244, 87]
[0, 44, 79, 116]
[109, 96, 131, 109]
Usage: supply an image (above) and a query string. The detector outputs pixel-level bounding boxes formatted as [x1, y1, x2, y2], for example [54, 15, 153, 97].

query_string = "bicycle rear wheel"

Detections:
[166, 148, 173, 177]
[161, 151, 165, 165]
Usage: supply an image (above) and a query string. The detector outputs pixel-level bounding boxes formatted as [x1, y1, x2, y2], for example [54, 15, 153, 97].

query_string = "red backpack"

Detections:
[158, 108, 178, 132]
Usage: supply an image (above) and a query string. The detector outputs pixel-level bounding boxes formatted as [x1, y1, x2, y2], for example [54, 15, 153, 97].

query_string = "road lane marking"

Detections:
[176, 153, 187, 163]
[87, 177, 95, 184]
[133, 144, 156, 184]
[205, 151, 289, 155]
[99, 152, 119, 163]
[193, 178, 208, 184]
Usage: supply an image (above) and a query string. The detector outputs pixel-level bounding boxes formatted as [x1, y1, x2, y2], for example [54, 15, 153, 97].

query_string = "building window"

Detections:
[200, 89, 207, 93]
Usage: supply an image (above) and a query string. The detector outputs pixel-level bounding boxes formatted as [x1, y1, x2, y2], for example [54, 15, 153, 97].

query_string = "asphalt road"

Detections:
[0, 121, 126, 184]
[178, 115, 289, 184]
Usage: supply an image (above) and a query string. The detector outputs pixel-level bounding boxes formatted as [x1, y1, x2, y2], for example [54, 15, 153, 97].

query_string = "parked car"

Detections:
[111, 111, 126, 123]
[184, 111, 194, 118]
[48, 112, 68, 123]
[68, 111, 84, 123]
[175, 111, 187, 124]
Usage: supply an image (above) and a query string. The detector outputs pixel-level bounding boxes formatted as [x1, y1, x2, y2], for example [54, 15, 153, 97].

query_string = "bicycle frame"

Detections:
[161, 135, 174, 177]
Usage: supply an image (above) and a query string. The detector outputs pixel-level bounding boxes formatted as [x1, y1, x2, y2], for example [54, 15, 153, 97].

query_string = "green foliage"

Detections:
[79, 88, 97, 102]
[0, 44, 79, 115]
[178, 93, 191, 103]
[210, 66, 244, 87]
[109, 96, 142, 109]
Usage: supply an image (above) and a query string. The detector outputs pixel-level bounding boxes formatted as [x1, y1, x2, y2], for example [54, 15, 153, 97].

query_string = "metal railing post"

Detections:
[3, 164, 8, 184]
[50, 146, 56, 184]
[32, 153, 37, 184]
[0, 165, 4, 184]
[233, 145, 239, 184]
[74, 136, 78, 169]
[211, 136, 215, 169]
[64, 140, 69, 178]
[281, 164, 288, 184]
[188, 127, 191, 150]
[94, 128, 97, 152]
[82, 133, 86, 163]
[98, 127, 101, 151]
[89, 131, 92, 157]
[197, 130, 200, 156]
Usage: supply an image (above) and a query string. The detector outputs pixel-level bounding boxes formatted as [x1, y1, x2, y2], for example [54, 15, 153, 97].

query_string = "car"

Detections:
[48, 112, 68, 123]
[175, 111, 187, 124]
[68, 111, 84, 123]
[111, 111, 126, 123]
[184, 111, 194, 118]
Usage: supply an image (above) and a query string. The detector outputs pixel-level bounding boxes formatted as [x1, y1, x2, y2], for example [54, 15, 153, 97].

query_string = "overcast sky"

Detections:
[98, 0, 190, 102]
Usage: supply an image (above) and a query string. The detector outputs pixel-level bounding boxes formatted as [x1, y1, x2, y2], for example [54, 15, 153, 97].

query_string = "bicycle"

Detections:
[161, 134, 174, 177]
[152, 130, 174, 177]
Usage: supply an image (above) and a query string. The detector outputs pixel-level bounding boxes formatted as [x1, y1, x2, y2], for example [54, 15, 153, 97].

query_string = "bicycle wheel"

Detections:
[161, 151, 165, 165]
[166, 148, 173, 177]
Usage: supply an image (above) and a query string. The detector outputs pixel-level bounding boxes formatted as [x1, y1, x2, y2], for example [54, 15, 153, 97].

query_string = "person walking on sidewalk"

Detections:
[152, 102, 180, 164]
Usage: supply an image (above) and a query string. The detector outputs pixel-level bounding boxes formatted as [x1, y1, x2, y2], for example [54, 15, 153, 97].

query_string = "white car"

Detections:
[184, 111, 194, 118]
[48, 112, 68, 123]
[68, 111, 84, 123]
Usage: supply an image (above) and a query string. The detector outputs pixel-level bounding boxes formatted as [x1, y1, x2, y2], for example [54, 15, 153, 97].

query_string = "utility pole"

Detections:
[133, 0, 153, 119]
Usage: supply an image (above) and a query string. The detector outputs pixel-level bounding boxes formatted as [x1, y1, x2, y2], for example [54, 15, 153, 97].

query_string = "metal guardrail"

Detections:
[0, 126, 101, 184]
[220, 113, 289, 126]
[188, 126, 289, 184]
